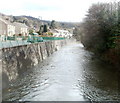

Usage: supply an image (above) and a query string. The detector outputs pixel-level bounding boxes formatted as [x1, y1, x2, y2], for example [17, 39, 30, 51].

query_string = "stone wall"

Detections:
[1, 40, 67, 89]
[0, 49, 2, 102]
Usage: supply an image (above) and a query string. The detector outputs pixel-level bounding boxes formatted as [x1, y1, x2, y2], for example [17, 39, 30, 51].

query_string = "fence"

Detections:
[0, 36, 66, 48]
[0, 40, 31, 48]
[42, 37, 65, 40]
[0, 36, 30, 48]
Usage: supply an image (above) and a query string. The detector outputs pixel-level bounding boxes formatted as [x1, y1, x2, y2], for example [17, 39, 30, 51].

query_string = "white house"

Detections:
[52, 29, 73, 38]
[0, 17, 15, 37]
[7, 24, 15, 36]
[13, 22, 28, 36]
[0, 18, 7, 36]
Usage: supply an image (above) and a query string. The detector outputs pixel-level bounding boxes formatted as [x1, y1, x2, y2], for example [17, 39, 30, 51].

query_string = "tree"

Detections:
[39, 25, 44, 34]
[50, 20, 56, 29]
[79, 3, 119, 54]
[43, 24, 48, 32]
[29, 29, 33, 34]
[74, 2, 120, 68]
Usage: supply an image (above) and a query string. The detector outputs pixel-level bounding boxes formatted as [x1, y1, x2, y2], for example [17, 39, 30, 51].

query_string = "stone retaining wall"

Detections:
[1, 40, 67, 89]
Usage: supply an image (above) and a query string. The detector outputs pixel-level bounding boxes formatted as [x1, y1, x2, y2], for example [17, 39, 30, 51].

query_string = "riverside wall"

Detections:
[1, 40, 68, 89]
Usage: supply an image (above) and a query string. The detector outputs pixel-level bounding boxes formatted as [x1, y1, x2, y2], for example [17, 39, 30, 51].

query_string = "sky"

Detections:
[0, 0, 119, 22]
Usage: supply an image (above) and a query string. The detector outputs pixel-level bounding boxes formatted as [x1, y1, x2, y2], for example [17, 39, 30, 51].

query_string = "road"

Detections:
[3, 41, 119, 101]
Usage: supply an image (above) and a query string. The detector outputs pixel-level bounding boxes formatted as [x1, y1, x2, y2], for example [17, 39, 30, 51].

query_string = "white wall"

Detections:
[7, 25, 15, 36]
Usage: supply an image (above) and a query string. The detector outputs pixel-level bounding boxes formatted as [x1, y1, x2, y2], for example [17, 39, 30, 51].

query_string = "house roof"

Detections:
[0, 17, 14, 26]
[0, 17, 28, 29]
[0, 17, 8, 24]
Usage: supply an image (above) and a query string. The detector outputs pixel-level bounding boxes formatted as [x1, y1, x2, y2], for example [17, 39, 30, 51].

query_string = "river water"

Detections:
[2, 41, 120, 101]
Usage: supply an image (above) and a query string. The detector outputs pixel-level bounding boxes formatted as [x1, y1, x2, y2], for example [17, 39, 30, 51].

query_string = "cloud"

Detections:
[0, 0, 119, 22]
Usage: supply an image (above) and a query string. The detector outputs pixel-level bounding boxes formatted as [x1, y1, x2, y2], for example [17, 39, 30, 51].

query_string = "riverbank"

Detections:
[2, 42, 119, 101]
[102, 48, 120, 71]
[1, 39, 71, 89]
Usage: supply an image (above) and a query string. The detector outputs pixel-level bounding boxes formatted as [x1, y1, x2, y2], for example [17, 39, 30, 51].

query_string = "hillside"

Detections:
[0, 13, 78, 31]
[14, 15, 78, 29]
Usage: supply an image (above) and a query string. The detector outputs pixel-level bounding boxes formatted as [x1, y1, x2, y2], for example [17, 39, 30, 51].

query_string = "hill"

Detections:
[0, 13, 79, 31]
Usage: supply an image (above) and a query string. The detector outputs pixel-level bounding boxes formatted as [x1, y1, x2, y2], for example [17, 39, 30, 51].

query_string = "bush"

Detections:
[76, 2, 120, 68]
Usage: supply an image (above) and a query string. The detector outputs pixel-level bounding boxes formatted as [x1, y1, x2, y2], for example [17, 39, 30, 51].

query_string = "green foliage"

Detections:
[50, 20, 57, 29]
[39, 24, 48, 33]
[47, 32, 53, 35]
[39, 25, 44, 34]
[43, 25, 48, 32]
[29, 29, 33, 34]
[76, 2, 120, 68]
[80, 2, 120, 55]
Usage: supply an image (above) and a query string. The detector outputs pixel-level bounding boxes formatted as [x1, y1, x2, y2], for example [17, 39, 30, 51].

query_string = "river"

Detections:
[2, 41, 120, 101]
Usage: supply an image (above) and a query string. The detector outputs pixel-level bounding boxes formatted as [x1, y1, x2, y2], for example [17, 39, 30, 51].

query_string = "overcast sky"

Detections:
[0, 0, 119, 22]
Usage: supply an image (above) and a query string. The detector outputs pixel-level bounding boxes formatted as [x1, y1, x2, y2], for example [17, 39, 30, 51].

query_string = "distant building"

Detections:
[0, 17, 15, 37]
[52, 29, 73, 38]
[13, 22, 28, 36]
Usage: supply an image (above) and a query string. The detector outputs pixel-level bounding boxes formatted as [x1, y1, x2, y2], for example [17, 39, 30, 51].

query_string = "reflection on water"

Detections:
[78, 57, 119, 101]
[2, 42, 120, 101]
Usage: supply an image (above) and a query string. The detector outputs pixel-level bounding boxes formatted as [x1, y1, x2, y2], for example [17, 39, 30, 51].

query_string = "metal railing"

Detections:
[0, 35, 66, 48]
[0, 36, 31, 48]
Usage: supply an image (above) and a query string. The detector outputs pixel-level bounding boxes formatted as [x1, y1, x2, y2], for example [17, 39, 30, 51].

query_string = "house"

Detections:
[0, 18, 7, 36]
[52, 29, 73, 38]
[0, 17, 15, 37]
[13, 22, 28, 36]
